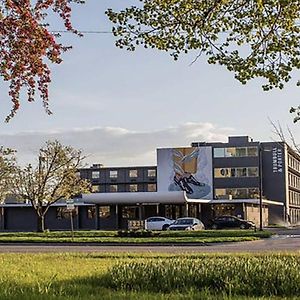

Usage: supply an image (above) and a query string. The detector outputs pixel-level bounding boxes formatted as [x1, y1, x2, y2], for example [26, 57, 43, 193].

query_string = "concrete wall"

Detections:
[245, 204, 268, 226]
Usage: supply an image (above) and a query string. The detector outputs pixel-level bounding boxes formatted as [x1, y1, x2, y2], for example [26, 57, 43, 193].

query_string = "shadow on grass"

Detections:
[0, 271, 292, 300]
[0, 273, 261, 300]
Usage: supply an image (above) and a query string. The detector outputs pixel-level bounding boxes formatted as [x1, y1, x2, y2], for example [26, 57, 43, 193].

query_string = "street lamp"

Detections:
[258, 144, 263, 231]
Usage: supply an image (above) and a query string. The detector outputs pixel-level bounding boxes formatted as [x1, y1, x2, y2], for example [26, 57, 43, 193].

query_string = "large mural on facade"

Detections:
[157, 147, 213, 199]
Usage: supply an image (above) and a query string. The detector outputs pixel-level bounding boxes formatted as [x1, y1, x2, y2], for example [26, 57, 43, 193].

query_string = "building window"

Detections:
[147, 169, 156, 177]
[215, 188, 226, 197]
[129, 169, 138, 178]
[147, 183, 157, 192]
[236, 168, 247, 177]
[248, 188, 260, 198]
[109, 170, 118, 178]
[56, 207, 77, 219]
[99, 206, 110, 218]
[122, 206, 138, 219]
[236, 147, 247, 157]
[235, 188, 248, 198]
[92, 185, 100, 193]
[129, 184, 138, 192]
[225, 148, 236, 157]
[212, 204, 235, 217]
[214, 167, 258, 178]
[213, 147, 259, 158]
[92, 171, 100, 179]
[215, 188, 259, 199]
[248, 147, 258, 156]
[214, 148, 225, 158]
[110, 185, 118, 192]
[214, 168, 230, 178]
[87, 206, 96, 219]
[247, 167, 259, 177]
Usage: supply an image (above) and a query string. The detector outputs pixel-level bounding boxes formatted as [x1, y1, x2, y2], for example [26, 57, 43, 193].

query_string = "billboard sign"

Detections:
[157, 147, 213, 199]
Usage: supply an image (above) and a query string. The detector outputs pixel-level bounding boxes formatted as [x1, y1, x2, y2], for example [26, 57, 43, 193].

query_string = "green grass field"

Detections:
[0, 230, 271, 244]
[0, 253, 299, 300]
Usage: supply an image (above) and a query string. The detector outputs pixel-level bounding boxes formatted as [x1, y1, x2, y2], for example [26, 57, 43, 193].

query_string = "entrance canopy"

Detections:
[83, 191, 210, 205]
[209, 199, 284, 206]
[83, 191, 284, 206]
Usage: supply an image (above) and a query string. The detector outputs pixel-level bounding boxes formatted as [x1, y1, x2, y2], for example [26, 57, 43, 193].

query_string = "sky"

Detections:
[0, 1, 299, 166]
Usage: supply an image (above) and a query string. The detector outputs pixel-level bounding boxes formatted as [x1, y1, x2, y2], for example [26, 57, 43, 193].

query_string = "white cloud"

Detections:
[0, 122, 234, 166]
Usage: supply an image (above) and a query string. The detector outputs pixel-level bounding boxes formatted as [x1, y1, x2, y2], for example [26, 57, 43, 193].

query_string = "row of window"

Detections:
[289, 190, 300, 206]
[88, 206, 138, 220]
[215, 188, 260, 199]
[288, 154, 300, 173]
[91, 169, 156, 179]
[214, 167, 259, 178]
[91, 183, 157, 193]
[288, 172, 300, 190]
[57, 206, 139, 220]
[213, 147, 258, 158]
[290, 208, 300, 224]
[56, 206, 111, 220]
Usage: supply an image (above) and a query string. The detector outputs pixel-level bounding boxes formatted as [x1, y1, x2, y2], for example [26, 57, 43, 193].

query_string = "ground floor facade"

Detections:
[0, 201, 271, 231]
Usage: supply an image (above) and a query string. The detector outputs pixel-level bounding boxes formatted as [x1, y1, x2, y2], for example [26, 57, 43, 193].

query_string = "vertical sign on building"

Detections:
[157, 147, 213, 199]
[272, 147, 283, 173]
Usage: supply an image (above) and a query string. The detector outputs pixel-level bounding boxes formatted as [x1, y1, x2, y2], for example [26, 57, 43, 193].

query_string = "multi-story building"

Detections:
[0, 135, 299, 231]
[191, 136, 285, 225]
[287, 147, 300, 224]
[79, 165, 157, 194]
[83, 136, 295, 228]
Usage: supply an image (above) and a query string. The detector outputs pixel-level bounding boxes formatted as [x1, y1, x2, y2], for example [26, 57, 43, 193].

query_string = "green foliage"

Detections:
[0, 147, 16, 203]
[107, 255, 300, 296]
[10, 140, 91, 231]
[0, 253, 298, 299]
[0, 253, 296, 299]
[0, 230, 267, 243]
[106, 1, 300, 95]
[290, 105, 300, 122]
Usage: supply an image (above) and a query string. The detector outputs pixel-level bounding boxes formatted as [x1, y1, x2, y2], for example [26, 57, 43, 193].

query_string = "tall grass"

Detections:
[0, 253, 299, 299]
[107, 255, 300, 297]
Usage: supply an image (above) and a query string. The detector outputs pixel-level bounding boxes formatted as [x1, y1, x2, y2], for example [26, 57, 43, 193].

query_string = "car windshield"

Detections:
[174, 219, 193, 225]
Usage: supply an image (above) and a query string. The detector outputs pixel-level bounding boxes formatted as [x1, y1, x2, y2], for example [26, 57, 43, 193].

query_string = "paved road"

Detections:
[0, 235, 300, 253]
[0, 228, 299, 253]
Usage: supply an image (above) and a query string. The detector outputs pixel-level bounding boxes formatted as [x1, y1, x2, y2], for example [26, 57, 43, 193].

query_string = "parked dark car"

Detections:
[168, 217, 205, 231]
[208, 216, 256, 229]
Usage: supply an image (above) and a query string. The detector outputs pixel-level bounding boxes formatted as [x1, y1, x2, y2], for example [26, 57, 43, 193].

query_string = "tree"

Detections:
[3, 1, 300, 121]
[106, 0, 300, 118]
[0, 0, 83, 122]
[0, 147, 16, 203]
[10, 140, 91, 232]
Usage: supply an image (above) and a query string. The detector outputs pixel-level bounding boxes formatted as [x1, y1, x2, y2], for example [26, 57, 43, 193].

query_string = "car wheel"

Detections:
[211, 224, 218, 230]
[162, 224, 169, 231]
[240, 224, 246, 229]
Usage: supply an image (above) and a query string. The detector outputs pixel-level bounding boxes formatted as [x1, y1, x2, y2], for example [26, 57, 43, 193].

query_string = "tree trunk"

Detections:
[37, 215, 45, 232]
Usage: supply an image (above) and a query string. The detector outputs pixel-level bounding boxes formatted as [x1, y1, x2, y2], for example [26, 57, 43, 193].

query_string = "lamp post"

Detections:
[258, 144, 263, 231]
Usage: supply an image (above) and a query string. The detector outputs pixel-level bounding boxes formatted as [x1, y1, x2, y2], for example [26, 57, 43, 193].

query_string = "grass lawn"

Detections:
[0, 253, 299, 300]
[0, 230, 272, 244]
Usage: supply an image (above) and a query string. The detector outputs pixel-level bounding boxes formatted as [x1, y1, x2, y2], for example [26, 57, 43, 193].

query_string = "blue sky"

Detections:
[0, 1, 299, 166]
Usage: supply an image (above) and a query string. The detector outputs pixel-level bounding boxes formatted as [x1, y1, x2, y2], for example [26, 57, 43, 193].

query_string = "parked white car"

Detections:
[145, 217, 174, 231]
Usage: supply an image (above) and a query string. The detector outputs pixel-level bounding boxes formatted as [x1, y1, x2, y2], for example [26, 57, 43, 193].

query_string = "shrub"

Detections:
[116, 230, 157, 238]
